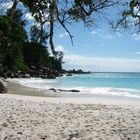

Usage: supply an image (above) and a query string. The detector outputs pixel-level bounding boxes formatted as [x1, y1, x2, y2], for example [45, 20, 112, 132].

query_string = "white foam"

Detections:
[7, 78, 140, 99]
[82, 87, 140, 99]
[7, 78, 56, 90]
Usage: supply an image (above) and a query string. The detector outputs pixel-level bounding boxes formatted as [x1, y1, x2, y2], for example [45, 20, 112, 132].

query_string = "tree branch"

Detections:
[56, 6, 74, 46]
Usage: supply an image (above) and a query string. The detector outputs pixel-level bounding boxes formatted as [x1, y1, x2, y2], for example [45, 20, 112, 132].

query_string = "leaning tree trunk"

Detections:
[49, 0, 56, 56]
[7, 0, 18, 19]
[7, 0, 19, 31]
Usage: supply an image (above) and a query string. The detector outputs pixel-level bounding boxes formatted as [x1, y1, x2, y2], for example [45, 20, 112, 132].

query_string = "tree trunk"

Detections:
[8, 0, 18, 19]
[49, 0, 56, 56]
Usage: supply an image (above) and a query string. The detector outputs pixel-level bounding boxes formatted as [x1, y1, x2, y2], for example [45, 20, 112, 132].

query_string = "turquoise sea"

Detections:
[10, 72, 140, 99]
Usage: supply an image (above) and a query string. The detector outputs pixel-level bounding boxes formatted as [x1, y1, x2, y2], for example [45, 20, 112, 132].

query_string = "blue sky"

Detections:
[53, 22, 140, 72]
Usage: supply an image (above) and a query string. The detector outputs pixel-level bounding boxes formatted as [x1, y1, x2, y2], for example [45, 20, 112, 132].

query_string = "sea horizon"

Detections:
[92, 71, 140, 73]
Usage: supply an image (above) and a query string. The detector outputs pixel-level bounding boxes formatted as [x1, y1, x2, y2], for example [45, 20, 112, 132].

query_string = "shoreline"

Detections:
[6, 76, 140, 100]
[0, 81, 140, 139]
[5, 81, 140, 106]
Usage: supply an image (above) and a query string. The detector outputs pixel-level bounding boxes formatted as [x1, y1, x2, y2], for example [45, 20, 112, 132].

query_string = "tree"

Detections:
[9, 9, 27, 27]
[109, 0, 140, 33]
[0, 15, 28, 71]
[30, 24, 49, 45]
[6, 0, 119, 55]
[0, 7, 29, 71]
[23, 42, 49, 68]
[2, 1, 140, 42]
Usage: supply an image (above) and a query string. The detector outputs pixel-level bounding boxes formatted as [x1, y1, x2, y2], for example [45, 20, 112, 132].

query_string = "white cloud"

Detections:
[135, 52, 140, 55]
[55, 45, 64, 52]
[0, 2, 13, 14]
[24, 13, 34, 20]
[133, 6, 140, 16]
[132, 33, 140, 40]
[63, 54, 140, 72]
[91, 30, 97, 34]
[91, 29, 123, 39]
[90, 29, 113, 39]
[1, 2, 13, 9]
[59, 32, 69, 38]
[101, 34, 113, 39]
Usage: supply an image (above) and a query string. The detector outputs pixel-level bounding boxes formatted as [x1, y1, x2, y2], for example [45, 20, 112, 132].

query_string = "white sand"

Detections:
[0, 82, 140, 139]
[0, 94, 140, 140]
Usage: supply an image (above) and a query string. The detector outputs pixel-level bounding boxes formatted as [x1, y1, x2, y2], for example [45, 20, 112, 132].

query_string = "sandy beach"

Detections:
[0, 82, 140, 139]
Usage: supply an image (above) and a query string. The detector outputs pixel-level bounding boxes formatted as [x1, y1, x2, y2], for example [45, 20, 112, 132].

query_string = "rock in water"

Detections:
[0, 78, 8, 93]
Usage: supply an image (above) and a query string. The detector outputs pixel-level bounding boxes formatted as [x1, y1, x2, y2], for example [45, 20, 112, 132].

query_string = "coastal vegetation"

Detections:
[0, 8, 63, 78]
[0, 0, 140, 78]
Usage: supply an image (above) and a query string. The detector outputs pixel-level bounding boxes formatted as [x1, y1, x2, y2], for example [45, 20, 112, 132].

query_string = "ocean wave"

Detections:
[7, 78, 140, 99]
[54, 86, 140, 99]
[79, 87, 140, 99]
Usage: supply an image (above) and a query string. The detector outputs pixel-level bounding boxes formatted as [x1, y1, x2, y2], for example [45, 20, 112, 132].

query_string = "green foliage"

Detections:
[23, 42, 49, 67]
[68, 6, 82, 22]
[0, 13, 63, 74]
[23, 42, 62, 71]
[22, 0, 49, 22]
[130, 0, 135, 10]
[48, 51, 63, 71]
[30, 25, 48, 45]
[48, 56, 62, 71]
[0, 15, 28, 71]
[7, 9, 27, 26]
